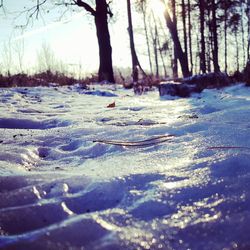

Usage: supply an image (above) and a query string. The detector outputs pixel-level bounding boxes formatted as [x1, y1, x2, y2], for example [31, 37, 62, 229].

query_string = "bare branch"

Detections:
[0, 0, 6, 14]
[73, 0, 96, 16]
[12, 0, 48, 27]
[28, 0, 47, 20]
[107, 1, 113, 17]
[55, 2, 74, 7]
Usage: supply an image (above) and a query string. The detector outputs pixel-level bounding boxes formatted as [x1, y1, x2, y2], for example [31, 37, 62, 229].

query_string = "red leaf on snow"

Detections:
[107, 101, 115, 108]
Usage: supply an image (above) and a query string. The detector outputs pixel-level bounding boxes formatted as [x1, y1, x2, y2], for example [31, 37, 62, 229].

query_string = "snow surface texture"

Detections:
[0, 84, 250, 250]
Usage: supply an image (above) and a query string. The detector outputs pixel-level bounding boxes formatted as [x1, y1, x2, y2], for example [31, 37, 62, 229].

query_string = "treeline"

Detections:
[134, 0, 250, 79]
[160, 0, 250, 77]
[0, 70, 91, 88]
[0, 0, 250, 84]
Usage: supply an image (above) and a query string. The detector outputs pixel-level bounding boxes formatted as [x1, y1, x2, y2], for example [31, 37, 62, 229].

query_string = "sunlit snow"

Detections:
[0, 84, 250, 249]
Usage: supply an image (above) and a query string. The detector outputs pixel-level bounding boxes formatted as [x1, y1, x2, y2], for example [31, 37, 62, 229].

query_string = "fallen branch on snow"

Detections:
[94, 136, 250, 150]
[207, 146, 250, 150]
[93, 134, 175, 147]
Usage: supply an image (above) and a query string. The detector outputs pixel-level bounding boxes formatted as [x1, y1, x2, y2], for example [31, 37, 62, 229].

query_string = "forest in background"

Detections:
[0, 0, 249, 86]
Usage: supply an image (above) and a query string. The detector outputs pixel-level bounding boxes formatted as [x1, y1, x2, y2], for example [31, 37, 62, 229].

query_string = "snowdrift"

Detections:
[0, 84, 250, 249]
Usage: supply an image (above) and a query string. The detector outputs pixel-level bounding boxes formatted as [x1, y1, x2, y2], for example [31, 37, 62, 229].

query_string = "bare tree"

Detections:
[181, 0, 188, 61]
[162, 0, 191, 77]
[246, 0, 250, 60]
[127, 0, 146, 82]
[211, 0, 220, 72]
[13, 27, 25, 73]
[149, 12, 159, 78]
[240, 3, 246, 67]
[171, 0, 178, 78]
[2, 40, 13, 75]
[136, 0, 153, 75]
[37, 42, 56, 72]
[187, 0, 193, 74]
[1, 0, 115, 82]
[198, 0, 206, 73]
[156, 25, 168, 77]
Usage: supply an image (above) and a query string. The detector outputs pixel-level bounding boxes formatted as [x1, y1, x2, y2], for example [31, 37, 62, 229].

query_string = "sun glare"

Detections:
[149, 0, 166, 15]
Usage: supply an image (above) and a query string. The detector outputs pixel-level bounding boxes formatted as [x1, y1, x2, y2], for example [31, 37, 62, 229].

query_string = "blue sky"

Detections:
[0, 0, 148, 75]
[1, 1, 245, 77]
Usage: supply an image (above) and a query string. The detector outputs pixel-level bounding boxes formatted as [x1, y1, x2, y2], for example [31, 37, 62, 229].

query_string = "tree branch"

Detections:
[106, 0, 113, 17]
[33, 0, 47, 19]
[73, 0, 96, 16]
[0, 0, 7, 15]
[19, 0, 47, 26]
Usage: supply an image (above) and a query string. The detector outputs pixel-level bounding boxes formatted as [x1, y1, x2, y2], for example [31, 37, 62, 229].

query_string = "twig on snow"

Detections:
[93, 134, 175, 147]
[207, 146, 250, 150]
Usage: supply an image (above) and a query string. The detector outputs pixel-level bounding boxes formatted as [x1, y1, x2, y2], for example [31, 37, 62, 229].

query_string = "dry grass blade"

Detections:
[93, 134, 175, 147]
[208, 146, 250, 150]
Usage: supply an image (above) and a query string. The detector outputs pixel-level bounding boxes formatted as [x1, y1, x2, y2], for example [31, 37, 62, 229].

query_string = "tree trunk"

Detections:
[157, 33, 168, 77]
[181, 0, 188, 59]
[199, 0, 206, 73]
[207, 36, 212, 72]
[187, 0, 193, 74]
[173, 45, 178, 78]
[95, 0, 114, 82]
[207, 6, 212, 72]
[164, 6, 190, 77]
[157, 18, 169, 76]
[235, 31, 240, 71]
[195, 33, 200, 74]
[127, 0, 145, 82]
[248, 0, 250, 60]
[211, 0, 220, 72]
[151, 12, 159, 78]
[224, 6, 228, 73]
[153, 25, 159, 78]
[142, 4, 153, 74]
[241, 3, 246, 66]
[171, 0, 178, 78]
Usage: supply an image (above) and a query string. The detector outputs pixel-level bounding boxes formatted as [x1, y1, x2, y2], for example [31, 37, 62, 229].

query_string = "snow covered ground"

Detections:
[0, 83, 250, 250]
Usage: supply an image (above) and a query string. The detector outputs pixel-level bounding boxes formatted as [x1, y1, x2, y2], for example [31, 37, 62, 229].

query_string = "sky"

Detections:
[0, 0, 162, 76]
[0, 0, 247, 78]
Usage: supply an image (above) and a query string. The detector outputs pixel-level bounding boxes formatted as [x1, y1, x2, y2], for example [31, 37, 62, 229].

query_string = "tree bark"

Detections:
[127, 0, 145, 82]
[181, 0, 188, 58]
[195, 32, 200, 74]
[207, 36, 212, 72]
[164, 8, 190, 77]
[157, 32, 168, 77]
[248, 0, 250, 60]
[187, 0, 193, 74]
[171, 0, 178, 78]
[207, 5, 212, 72]
[141, 2, 153, 74]
[241, 4, 246, 66]
[224, 5, 228, 73]
[211, 0, 220, 72]
[95, 0, 114, 82]
[76, 0, 114, 82]
[151, 12, 159, 78]
[153, 25, 159, 78]
[235, 30, 240, 71]
[199, 0, 206, 73]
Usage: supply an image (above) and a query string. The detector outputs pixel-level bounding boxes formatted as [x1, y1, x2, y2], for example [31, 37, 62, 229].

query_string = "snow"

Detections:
[0, 83, 250, 249]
